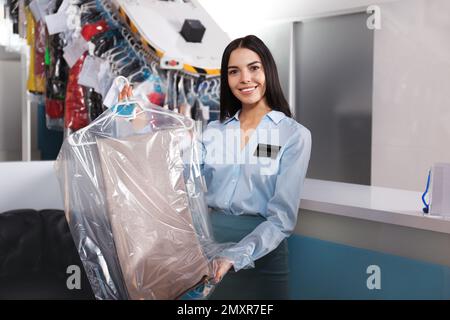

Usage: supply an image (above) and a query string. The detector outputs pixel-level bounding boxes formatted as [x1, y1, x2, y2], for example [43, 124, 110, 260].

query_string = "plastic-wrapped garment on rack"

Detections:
[91, 29, 123, 58]
[55, 102, 231, 299]
[198, 81, 220, 123]
[81, 19, 109, 41]
[6, 0, 19, 34]
[45, 33, 69, 101]
[84, 87, 105, 121]
[34, 20, 46, 93]
[133, 75, 166, 108]
[45, 33, 69, 131]
[65, 53, 89, 133]
[80, 0, 103, 25]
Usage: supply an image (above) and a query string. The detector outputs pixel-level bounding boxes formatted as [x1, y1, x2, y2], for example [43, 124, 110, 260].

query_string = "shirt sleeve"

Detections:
[219, 127, 312, 271]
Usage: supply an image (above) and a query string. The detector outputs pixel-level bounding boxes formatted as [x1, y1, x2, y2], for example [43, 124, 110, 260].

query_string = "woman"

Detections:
[120, 35, 311, 300]
[201, 35, 311, 299]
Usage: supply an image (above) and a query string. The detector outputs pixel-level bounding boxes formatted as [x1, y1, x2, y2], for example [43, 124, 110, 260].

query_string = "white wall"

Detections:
[200, 0, 450, 192]
[372, 0, 450, 191]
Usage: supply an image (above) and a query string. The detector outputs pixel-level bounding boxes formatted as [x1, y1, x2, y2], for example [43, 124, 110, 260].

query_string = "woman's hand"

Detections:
[212, 257, 233, 284]
[118, 84, 133, 101]
[117, 84, 148, 129]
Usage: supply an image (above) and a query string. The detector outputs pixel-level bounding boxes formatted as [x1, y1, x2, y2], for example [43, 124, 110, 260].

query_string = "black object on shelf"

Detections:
[180, 19, 206, 43]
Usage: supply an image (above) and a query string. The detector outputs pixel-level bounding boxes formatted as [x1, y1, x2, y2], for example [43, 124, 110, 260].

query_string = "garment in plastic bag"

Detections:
[91, 29, 123, 58]
[6, 0, 19, 34]
[65, 53, 89, 133]
[134, 76, 166, 108]
[45, 23, 69, 131]
[84, 87, 105, 121]
[55, 102, 229, 299]
[34, 20, 46, 93]
[25, 6, 37, 93]
[81, 19, 109, 41]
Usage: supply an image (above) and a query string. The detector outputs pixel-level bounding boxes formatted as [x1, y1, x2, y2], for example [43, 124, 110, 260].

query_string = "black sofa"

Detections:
[0, 209, 95, 300]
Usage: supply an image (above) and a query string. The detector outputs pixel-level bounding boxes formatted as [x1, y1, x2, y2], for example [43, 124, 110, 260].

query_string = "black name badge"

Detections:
[254, 143, 281, 159]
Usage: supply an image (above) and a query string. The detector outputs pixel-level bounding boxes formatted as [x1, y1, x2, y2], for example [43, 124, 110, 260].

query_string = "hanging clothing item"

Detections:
[45, 24, 69, 131]
[134, 77, 166, 108]
[25, 6, 37, 93]
[96, 130, 211, 299]
[55, 104, 228, 300]
[81, 20, 109, 41]
[34, 20, 46, 93]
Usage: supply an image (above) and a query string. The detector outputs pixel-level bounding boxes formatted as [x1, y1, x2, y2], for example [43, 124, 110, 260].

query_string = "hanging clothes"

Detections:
[34, 20, 46, 93]
[25, 6, 38, 93]
[55, 104, 228, 300]
[45, 11, 69, 131]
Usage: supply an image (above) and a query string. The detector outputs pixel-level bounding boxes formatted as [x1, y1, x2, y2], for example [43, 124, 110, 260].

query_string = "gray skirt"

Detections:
[208, 210, 289, 300]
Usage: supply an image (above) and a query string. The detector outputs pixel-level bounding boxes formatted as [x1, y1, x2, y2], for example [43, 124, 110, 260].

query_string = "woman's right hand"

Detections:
[118, 84, 133, 102]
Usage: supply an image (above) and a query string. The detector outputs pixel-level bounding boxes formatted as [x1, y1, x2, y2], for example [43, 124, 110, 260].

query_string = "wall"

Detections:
[240, 23, 292, 106]
[371, 0, 450, 191]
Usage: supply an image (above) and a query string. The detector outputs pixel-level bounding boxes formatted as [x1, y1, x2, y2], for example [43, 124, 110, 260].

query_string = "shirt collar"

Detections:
[223, 110, 241, 125]
[265, 110, 285, 125]
[223, 109, 286, 125]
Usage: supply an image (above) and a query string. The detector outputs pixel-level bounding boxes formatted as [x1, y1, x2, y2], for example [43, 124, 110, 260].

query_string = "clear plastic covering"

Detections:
[54, 99, 229, 300]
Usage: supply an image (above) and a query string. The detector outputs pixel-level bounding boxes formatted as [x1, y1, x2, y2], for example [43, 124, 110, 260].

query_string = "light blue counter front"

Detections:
[288, 234, 450, 299]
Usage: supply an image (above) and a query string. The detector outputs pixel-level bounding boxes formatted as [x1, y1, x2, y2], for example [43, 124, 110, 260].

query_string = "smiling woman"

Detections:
[202, 35, 312, 299]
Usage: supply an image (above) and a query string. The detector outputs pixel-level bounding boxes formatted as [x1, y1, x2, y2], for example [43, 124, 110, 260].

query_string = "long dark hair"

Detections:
[219, 35, 291, 122]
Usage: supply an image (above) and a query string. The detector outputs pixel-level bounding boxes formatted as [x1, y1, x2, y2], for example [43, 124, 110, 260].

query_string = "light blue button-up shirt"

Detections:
[200, 109, 312, 271]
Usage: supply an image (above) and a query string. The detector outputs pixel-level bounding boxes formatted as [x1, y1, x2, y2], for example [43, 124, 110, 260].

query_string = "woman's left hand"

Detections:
[212, 258, 233, 283]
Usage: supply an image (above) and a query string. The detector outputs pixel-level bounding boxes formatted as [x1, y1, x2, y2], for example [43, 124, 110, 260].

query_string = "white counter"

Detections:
[300, 179, 450, 235]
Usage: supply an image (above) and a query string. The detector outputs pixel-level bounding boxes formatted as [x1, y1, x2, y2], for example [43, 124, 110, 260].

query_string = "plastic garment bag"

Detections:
[55, 100, 230, 299]
[65, 53, 89, 133]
